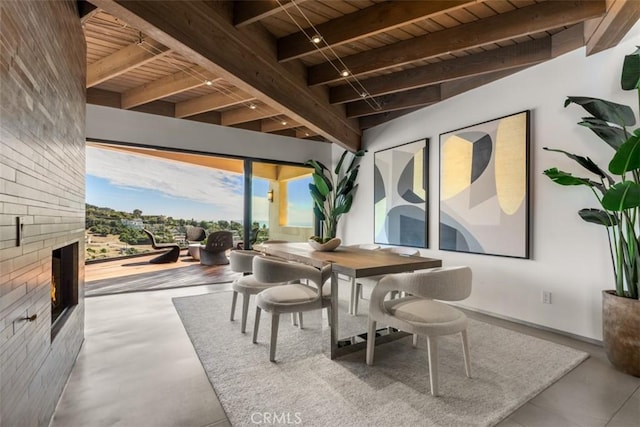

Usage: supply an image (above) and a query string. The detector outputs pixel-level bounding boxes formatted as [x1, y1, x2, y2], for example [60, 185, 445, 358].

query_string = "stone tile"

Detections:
[504, 402, 583, 427]
[608, 385, 640, 427]
[528, 356, 640, 427]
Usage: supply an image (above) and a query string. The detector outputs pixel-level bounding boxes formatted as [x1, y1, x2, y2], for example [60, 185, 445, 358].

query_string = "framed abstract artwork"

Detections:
[439, 111, 530, 258]
[374, 139, 428, 248]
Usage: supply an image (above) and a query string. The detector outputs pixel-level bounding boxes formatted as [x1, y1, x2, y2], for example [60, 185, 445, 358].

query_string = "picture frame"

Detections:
[439, 110, 530, 258]
[374, 139, 428, 248]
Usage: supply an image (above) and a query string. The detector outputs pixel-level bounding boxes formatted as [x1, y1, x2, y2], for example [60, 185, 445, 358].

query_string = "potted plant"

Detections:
[305, 149, 366, 250]
[543, 48, 640, 377]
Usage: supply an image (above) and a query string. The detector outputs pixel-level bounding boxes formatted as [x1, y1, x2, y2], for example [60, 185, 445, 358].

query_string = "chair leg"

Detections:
[269, 313, 280, 362]
[241, 293, 250, 333]
[298, 312, 304, 329]
[230, 291, 238, 321]
[461, 329, 472, 378]
[366, 319, 377, 365]
[427, 336, 439, 396]
[252, 307, 261, 343]
[291, 313, 298, 326]
[326, 306, 331, 327]
[412, 333, 418, 348]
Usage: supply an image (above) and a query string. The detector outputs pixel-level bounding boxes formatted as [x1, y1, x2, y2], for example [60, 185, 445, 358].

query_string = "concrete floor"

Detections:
[50, 284, 639, 427]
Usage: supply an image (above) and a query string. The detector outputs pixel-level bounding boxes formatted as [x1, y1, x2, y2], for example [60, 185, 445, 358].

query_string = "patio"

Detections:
[85, 250, 241, 297]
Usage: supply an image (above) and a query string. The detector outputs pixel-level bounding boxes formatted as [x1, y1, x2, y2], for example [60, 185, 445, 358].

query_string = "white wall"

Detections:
[342, 23, 640, 341]
[86, 104, 330, 165]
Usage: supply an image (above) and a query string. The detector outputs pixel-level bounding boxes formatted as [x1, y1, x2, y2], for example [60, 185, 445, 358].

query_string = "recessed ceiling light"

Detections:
[205, 80, 213, 86]
[360, 92, 368, 98]
[311, 35, 322, 44]
[281, 121, 287, 126]
[249, 104, 257, 110]
[340, 70, 350, 77]
[304, 132, 310, 137]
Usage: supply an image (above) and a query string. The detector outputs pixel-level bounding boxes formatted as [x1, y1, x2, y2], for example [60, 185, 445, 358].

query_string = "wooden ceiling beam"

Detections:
[234, 0, 303, 28]
[87, 38, 170, 87]
[261, 117, 301, 133]
[296, 128, 317, 139]
[175, 88, 254, 118]
[221, 104, 280, 126]
[584, 0, 640, 56]
[346, 86, 441, 118]
[308, 0, 606, 86]
[331, 37, 552, 104]
[358, 66, 531, 129]
[122, 66, 219, 109]
[277, 0, 475, 62]
[90, 0, 361, 150]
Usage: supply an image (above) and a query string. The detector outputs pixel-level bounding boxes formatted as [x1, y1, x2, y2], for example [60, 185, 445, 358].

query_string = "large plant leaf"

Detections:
[621, 47, 640, 90]
[312, 173, 331, 196]
[578, 117, 628, 150]
[543, 168, 602, 190]
[308, 183, 326, 207]
[334, 150, 349, 175]
[346, 149, 366, 173]
[313, 204, 325, 221]
[333, 194, 353, 217]
[578, 208, 618, 226]
[305, 159, 329, 173]
[565, 96, 636, 127]
[543, 147, 614, 184]
[609, 130, 640, 174]
[602, 181, 640, 211]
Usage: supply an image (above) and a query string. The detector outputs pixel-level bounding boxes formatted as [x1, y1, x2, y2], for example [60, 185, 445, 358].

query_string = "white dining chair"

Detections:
[229, 250, 287, 333]
[366, 266, 473, 396]
[352, 246, 420, 315]
[251, 255, 332, 362]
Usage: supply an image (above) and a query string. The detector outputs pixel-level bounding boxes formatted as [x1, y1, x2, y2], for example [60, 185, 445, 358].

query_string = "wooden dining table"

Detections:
[255, 242, 442, 359]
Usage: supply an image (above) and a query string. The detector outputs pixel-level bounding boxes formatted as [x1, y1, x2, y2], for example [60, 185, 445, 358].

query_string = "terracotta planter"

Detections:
[602, 290, 640, 377]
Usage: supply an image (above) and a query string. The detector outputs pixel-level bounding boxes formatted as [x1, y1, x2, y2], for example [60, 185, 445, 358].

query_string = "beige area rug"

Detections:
[173, 290, 588, 427]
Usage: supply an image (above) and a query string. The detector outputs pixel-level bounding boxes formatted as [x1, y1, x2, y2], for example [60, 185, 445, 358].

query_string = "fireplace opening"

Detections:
[51, 242, 79, 338]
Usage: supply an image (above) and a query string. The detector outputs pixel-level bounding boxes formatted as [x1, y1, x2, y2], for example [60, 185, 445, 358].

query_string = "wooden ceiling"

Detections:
[82, 0, 639, 151]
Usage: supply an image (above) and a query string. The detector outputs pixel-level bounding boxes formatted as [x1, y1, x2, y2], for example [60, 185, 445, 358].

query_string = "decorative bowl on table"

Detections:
[308, 237, 341, 252]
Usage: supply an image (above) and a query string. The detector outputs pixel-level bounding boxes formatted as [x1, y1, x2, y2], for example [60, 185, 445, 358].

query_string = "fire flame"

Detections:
[51, 275, 57, 306]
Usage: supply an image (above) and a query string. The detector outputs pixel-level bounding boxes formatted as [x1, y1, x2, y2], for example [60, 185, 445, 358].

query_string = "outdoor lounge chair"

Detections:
[185, 226, 206, 243]
[200, 231, 234, 265]
[142, 229, 181, 264]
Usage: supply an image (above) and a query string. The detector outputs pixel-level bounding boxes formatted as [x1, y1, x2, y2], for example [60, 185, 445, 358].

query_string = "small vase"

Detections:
[308, 237, 341, 252]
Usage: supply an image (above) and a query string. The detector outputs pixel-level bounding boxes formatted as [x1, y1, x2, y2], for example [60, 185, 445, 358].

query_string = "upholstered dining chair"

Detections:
[251, 255, 332, 362]
[352, 246, 420, 315]
[346, 243, 381, 315]
[366, 266, 473, 396]
[200, 231, 234, 265]
[229, 250, 287, 333]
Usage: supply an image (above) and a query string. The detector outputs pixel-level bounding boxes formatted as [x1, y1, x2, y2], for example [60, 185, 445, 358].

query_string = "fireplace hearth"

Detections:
[51, 242, 79, 338]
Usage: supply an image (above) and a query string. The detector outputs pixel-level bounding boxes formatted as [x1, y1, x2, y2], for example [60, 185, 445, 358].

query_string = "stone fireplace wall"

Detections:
[0, 1, 86, 425]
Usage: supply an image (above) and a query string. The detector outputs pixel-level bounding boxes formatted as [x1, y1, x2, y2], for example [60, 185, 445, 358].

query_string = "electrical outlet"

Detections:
[542, 291, 552, 304]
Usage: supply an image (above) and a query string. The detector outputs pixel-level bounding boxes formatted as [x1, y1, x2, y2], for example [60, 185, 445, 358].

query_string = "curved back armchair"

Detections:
[200, 231, 234, 265]
[142, 229, 181, 264]
[229, 250, 287, 333]
[366, 266, 472, 396]
[252, 255, 332, 361]
[352, 246, 420, 315]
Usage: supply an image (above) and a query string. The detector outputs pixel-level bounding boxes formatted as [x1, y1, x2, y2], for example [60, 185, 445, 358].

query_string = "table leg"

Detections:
[330, 270, 339, 359]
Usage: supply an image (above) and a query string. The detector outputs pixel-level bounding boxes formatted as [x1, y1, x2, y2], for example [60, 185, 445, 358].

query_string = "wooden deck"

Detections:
[85, 251, 240, 297]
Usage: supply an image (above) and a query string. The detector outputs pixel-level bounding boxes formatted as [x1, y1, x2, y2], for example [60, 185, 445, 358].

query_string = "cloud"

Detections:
[86, 147, 245, 219]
